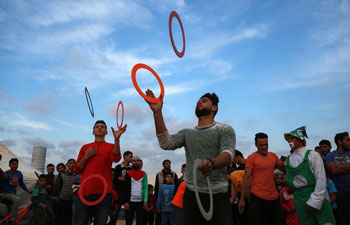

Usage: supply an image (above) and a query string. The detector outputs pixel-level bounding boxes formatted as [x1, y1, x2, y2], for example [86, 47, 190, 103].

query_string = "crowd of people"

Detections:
[0, 91, 349, 225]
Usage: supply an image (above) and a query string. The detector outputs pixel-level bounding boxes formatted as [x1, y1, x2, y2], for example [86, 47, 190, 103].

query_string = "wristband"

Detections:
[208, 159, 215, 170]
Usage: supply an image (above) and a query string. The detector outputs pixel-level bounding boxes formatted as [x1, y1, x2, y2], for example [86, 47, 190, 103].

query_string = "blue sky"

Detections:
[0, 0, 349, 176]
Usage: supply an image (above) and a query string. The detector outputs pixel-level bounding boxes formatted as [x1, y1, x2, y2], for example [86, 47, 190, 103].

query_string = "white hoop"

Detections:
[192, 159, 213, 221]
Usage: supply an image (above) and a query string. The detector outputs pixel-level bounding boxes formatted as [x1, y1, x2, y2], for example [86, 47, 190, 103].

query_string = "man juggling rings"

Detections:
[144, 90, 236, 225]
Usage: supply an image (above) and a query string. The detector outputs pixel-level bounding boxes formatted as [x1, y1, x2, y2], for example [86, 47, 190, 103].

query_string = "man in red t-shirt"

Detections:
[74, 120, 126, 225]
[238, 132, 285, 225]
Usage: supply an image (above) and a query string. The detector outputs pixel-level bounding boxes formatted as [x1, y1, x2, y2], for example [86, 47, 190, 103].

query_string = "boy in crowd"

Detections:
[156, 173, 175, 225]
[31, 174, 58, 225]
[3, 158, 29, 224]
[145, 184, 156, 225]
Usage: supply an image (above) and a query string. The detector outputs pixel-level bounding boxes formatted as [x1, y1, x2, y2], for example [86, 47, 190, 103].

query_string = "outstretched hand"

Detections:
[111, 125, 127, 139]
[145, 89, 163, 113]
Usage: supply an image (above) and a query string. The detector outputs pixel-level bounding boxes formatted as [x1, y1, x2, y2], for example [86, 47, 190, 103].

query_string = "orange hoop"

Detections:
[131, 63, 165, 104]
[79, 174, 107, 206]
[169, 11, 185, 58]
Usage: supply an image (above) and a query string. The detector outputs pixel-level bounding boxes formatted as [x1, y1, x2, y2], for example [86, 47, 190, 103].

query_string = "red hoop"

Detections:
[15, 207, 30, 224]
[131, 63, 165, 104]
[169, 11, 185, 58]
[79, 174, 107, 206]
[0, 213, 11, 223]
[116, 101, 124, 129]
[17, 204, 30, 215]
[85, 87, 95, 118]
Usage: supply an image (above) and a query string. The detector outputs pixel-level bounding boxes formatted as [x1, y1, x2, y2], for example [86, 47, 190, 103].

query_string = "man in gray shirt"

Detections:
[145, 90, 236, 225]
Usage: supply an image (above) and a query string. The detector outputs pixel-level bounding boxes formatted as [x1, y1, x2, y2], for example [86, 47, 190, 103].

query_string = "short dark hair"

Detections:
[123, 151, 133, 157]
[93, 120, 107, 129]
[67, 159, 75, 164]
[47, 163, 54, 168]
[255, 132, 268, 143]
[200, 93, 219, 116]
[165, 172, 173, 178]
[9, 158, 18, 164]
[39, 174, 47, 179]
[148, 184, 154, 189]
[280, 156, 287, 161]
[163, 159, 171, 166]
[181, 164, 186, 169]
[234, 150, 244, 158]
[56, 163, 65, 170]
[319, 139, 331, 146]
[314, 146, 320, 151]
[334, 132, 349, 146]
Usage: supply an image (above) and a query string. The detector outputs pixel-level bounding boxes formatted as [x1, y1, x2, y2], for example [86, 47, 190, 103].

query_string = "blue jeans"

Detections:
[161, 211, 174, 225]
[335, 185, 350, 225]
[73, 193, 112, 225]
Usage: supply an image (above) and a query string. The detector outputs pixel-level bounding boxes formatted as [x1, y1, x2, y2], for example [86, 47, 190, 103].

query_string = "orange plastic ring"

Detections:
[169, 11, 185, 58]
[131, 63, 165, 104]
[116, 100, 124, 129]
[79, 174, 107, 206]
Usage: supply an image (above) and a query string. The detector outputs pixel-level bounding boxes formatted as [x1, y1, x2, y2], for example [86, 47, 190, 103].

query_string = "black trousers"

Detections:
[56, 199, 72, 225]
[248, 193, 283, 225]
[125, 201, 144, 225]
[183, 188, 233, 225]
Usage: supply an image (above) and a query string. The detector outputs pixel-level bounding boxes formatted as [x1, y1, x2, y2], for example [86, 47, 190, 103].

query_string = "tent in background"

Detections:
[0, 141, 39, 222]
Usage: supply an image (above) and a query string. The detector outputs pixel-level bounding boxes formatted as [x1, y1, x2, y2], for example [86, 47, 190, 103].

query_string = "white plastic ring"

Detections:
[192, 159, 213, 221]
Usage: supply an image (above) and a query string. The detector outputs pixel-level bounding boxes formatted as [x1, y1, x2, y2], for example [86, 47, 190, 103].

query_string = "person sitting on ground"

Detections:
[3, 158, 30, 225]
[156, 173, 175, 225]
[31, 174, 58, 225]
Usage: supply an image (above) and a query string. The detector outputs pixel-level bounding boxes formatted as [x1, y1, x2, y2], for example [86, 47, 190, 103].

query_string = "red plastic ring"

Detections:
[131, 63, 165, 104]
[79, 174, 107, 206]
[116, 101, 124, 129]
[15, 207, 30, 224]
[85, 87, 95, 118]
[169, 11, 185, 58]
[16, 204, 30, 215]
[0, 213, 11, 223]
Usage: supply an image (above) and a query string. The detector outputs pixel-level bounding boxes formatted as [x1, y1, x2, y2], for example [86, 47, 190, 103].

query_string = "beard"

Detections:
[195, 107, 212, 118]
[341, 143, 350, 151]
[132, 164, 140, 170]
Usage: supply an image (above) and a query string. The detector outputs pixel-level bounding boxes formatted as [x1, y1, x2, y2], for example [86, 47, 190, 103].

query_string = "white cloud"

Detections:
[189, 24, 269, 58]
[23, 92, 57, 114]
[9, 113, 53, 131]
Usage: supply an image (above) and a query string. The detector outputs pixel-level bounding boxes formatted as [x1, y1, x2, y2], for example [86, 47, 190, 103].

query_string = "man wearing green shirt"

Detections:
[145, 90, 236, 225]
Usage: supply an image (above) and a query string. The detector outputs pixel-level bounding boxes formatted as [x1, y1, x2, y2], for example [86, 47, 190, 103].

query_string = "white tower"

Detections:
[31, 146, 47, 173]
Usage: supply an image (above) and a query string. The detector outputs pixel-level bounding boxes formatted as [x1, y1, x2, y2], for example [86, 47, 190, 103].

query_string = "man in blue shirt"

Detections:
[3, 158, 29, 224]
[326, 132, 350, 225]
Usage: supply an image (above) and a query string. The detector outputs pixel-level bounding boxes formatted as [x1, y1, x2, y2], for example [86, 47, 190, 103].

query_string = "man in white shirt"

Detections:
[284, 126, 335, 225]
